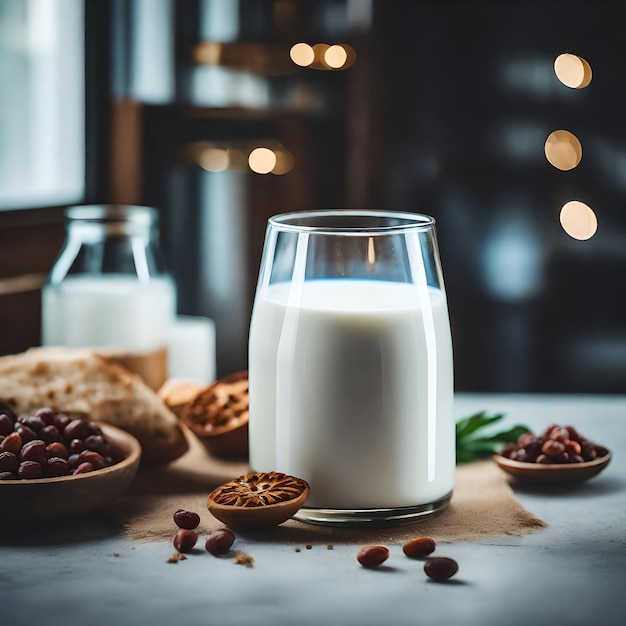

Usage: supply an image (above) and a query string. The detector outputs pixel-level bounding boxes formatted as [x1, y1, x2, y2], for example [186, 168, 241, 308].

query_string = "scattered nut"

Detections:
[424, 557, 459, 581]
[403, 536, 436, 559]
[357, 545, 389, 568]
[173, 529, 198, 553]
[205, 529, 236, 555]
[173, 509, 201, 530]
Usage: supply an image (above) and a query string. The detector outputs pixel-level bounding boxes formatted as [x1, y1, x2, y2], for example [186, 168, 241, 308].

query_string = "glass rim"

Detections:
[65, 204, 157, 224]
[268, 210, 435, 234]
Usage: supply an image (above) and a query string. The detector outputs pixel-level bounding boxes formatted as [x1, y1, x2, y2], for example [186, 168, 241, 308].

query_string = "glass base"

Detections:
[293, 491, 452, 527]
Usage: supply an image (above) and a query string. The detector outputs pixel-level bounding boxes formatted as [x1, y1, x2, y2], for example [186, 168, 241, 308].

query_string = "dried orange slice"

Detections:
[207, 471, 309, 529]
[180, 371, 249, 458]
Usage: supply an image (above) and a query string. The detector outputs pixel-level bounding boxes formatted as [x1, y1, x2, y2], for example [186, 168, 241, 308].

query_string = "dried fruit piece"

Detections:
[357, 545, 389, 568]
[173, 529, 198, 553]
[173, 509, 200, 530]
[205, 529, 235, 555]
[207, 471, 309, 529]
[180, 371, 249, 458]
[424, 557, 459, 581]
[500, 423, 604, 466]
[402, 536, 436, 558]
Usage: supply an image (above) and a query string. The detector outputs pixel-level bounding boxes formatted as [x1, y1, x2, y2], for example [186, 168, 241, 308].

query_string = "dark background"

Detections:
[1, 0, 625, 393]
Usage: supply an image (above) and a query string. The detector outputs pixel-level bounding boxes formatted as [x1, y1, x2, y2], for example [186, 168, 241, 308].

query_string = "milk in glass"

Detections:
[249, 278, 454, 510]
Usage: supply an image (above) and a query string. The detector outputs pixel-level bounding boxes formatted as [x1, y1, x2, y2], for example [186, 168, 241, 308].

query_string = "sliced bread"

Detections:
[0, 347, 188, 465]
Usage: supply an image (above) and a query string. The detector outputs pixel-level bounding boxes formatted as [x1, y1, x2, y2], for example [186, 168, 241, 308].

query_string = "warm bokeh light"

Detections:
[324, 45, 348, 69]
[554, 53, 592, 89]
[271, 149, 294, 175]
[290, 43, 356, 71]
[560, 201, 598, 240]
[544, 130, 582, 171]
[290, 43, 314, 67]
[248, 147, 277, 174]
[199, 147, 229, 172]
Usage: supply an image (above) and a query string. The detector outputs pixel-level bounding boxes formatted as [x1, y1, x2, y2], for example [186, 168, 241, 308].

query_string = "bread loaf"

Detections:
[0, 347, 188, 465]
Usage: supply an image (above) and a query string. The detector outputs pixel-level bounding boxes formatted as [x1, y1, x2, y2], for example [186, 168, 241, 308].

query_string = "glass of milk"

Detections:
[248, 210, 454, 525]
[41, 205, 176, 391]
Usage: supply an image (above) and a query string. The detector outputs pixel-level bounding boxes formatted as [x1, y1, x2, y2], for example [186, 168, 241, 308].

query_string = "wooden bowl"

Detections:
[493, 446, 611, 484]
[207, 472, 310, 530]
[180, 371, 249, 459]
[0, 423, 141, 524]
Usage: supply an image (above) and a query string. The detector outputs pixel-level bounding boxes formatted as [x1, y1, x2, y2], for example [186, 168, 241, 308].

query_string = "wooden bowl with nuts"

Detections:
[493, 423, 611, 484]
[0, 416, 141, 524]
[207, 471, 310, 529]
[178, 371, 249, 459]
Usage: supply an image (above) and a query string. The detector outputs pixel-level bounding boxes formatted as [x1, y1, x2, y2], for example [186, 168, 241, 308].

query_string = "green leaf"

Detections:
[455, 411, 505, 439]
[455, 411, 531, 464]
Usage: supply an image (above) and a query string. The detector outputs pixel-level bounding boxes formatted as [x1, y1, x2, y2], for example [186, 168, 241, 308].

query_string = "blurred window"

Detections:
[0, 0, 84, 210]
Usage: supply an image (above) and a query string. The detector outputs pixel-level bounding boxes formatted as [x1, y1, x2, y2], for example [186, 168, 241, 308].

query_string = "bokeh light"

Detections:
[544, 130, 582, 171]
[199, 147, 229, 172]
[248, 147, 277, 174]
[290, 43, 314, 67]
[560, 200, 598, 240]
[324, 45, 348, 69]
[554, 53, 592, 89]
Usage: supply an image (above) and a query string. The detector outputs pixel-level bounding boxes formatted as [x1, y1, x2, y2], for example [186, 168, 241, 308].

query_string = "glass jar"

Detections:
[249, 210, 454, 525]
[41, 205, 176, 390]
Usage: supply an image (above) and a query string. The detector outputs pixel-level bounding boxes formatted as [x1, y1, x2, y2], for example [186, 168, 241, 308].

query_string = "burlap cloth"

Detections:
[110, 430, 547, 545]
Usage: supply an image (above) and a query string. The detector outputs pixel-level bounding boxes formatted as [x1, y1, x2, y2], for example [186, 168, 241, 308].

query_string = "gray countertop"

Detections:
[2, 393, 625, 626]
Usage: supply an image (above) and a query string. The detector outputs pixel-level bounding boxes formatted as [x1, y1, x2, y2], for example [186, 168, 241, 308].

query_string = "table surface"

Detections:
[2, 393, 625, 626]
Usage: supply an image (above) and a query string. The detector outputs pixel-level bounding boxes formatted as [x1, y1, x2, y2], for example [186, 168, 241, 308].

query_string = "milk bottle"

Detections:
[41, 205, 176, 390]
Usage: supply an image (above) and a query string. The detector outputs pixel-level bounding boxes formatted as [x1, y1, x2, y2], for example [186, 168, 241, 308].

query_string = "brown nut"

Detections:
[173, 509, 201, 530]
[0, 451, 19, 473]
[207, 471, 309, 530]
[424, 557, 459, 581]
[18, 461, 43, 480]
[205, 529, 236, 555]
[73, 462, 95, 475]
[45, 442, 69, 460]
[402, 536, 436, 559]
[45, 457, 70, 477]
[0, 414, 15, 436]
[0, 431, 22, 455]
[541, 440, 565, 458]
[357, 545, 390, 568]
[180, 371, 249, 458]
[173, 529, 198, 553]
[19, 440, 47, 464]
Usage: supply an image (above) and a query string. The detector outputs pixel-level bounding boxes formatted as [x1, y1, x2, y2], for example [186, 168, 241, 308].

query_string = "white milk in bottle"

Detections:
[249, 278, 454, 510]
[42, 275, 176, 390]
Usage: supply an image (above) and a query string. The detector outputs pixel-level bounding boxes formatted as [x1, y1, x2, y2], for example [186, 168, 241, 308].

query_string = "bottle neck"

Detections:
[66, 219, 155, 243]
